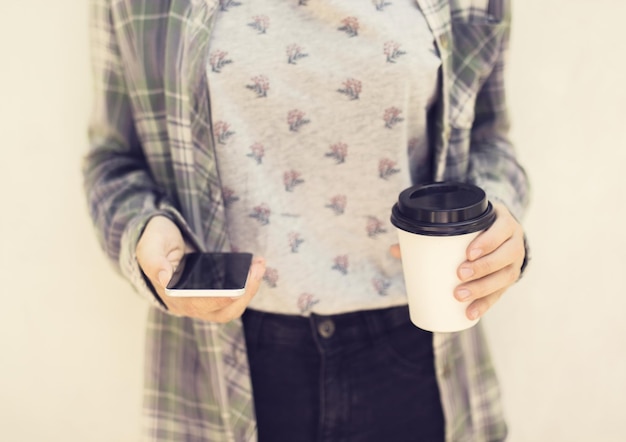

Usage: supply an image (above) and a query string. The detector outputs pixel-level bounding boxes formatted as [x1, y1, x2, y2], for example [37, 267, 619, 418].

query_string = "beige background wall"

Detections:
[1, 1, 624, 441]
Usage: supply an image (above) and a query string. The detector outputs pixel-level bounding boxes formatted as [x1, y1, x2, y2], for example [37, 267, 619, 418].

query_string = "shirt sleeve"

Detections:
[82, 0, 200, 310]
[465, 1, 531, 276]
[466, 1, 530, 221]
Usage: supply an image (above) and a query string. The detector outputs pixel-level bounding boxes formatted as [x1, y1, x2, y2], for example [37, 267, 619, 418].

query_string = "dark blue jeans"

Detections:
[242, 306, 445, 442]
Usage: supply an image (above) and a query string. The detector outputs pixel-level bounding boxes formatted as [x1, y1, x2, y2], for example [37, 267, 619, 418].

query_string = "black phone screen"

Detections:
[166, 252, 252, 291]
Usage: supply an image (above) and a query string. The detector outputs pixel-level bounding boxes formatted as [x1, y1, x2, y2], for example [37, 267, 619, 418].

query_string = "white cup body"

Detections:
[396, 228, 481, 332]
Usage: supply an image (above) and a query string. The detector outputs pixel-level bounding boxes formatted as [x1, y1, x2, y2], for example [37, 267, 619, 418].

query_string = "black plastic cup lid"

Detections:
[390, 182, 496, 236]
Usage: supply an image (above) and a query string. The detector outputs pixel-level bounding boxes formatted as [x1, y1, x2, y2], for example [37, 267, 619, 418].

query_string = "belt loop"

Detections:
[362, 309, 385, 342]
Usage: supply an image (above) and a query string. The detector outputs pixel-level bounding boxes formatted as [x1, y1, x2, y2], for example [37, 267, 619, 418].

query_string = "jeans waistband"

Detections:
[242, 305, 428, 349]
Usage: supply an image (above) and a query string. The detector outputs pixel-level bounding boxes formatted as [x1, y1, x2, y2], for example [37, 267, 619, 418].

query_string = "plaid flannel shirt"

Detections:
[83, 0, 529, 440]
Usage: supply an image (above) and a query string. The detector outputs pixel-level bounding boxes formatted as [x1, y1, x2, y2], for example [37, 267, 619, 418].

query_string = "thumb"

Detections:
[157, 267, 172, 288]
[152, 257, 174, 290]
[138, 252, 173, 291]
[136, 215, 186, 288]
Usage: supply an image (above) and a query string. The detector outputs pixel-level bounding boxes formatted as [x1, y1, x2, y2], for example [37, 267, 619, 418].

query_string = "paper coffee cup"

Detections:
[390, 182, 496, 332]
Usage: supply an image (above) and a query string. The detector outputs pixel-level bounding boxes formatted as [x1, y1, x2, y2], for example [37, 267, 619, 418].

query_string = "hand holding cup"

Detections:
[390, 182, 497, 332]
[390, 201, 525, 326]
[452, 202, 525, 321]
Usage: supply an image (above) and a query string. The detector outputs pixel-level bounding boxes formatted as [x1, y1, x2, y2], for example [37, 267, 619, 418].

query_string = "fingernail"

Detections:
[468, 307, 480, 320]
[459, 267, 474, 280]
[456, 288, 471, 301]
[469, 248, 482, 260]
[158, 270, 169, 287]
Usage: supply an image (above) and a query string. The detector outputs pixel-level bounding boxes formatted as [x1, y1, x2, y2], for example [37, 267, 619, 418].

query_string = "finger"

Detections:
[389, 244, 401, 259]
[455, 264, 518, 303]
[466, 288, 506, 320]
[199, 257, 266, 323]
[187, 296, 237, 315]
[457, 234, 522, 283]
[207, 295, 252, 323]
[466, 204, 517, 261]
[242, 257, 266, 298]
[160, 294, 235, 320]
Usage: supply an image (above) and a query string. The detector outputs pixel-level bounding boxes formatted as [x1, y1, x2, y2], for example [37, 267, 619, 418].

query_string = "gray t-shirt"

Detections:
[207, 0, 441, 315]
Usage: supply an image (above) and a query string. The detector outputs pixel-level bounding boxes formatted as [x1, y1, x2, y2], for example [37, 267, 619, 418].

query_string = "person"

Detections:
[84, 0, 529, 441]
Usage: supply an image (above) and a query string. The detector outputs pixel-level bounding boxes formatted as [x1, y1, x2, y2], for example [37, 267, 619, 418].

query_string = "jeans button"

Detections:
[317, 319, 335, 338]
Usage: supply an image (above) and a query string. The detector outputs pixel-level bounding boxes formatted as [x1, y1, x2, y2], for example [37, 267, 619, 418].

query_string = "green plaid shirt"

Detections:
[84, 1, 528, 441]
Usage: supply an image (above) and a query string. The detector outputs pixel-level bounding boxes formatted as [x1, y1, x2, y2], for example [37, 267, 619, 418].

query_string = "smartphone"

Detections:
[165, 252, 253, 297]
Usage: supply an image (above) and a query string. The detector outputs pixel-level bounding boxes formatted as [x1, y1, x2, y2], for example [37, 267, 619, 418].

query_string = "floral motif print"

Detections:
[283, 170, 304, 191]
[286, 44, 308, 64]
[338, 17, 359, 37]
[383, 106, 404, 128]
[366, 216, 387, 237]
[287, 109, 310, 132]
[384, 41, 406, 63]
[332, 255, 349, 275]
[263, 267, 279, 288]
[214, 121, 235, 144]
[325, 142, 348, 164]
[326, 194, 347, 215]
[219, 0, 242, 11]
[247, 142, 265, 164]
[372, 277, 391, 296]
[374, 0, 392, 10]
[209, 50, 233, 73]
[248, 15, 270, 34]
[222, 187, 239, 207]
[250, 204, 271, 225]
[379, 158, 400, 179]
[246, 75, 270, 97]
[337, 78, 362, 100]
[298, 293, 319, 314]
[207, 4, 434, 314]
[289, 232, 305, 253]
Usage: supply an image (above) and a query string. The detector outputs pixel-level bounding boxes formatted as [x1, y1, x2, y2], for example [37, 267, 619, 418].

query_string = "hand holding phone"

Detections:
[136, 216, 264, 322]
[165, 252, 253, 297]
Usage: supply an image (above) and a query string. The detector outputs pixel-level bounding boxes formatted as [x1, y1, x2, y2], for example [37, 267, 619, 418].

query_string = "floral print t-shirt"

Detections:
[207, 0, 441, 315]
